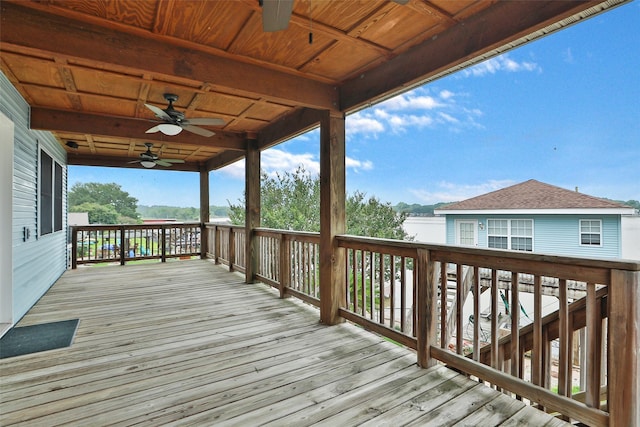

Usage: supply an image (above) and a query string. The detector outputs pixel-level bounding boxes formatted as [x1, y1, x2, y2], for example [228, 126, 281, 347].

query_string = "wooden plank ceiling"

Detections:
[0, 0, 625, 172]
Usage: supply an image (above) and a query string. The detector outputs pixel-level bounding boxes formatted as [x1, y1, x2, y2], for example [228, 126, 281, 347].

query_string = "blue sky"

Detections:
[70, 3, 640, 208]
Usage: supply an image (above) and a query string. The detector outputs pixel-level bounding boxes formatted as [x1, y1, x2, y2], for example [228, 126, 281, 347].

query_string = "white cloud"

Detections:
[346, 156, 373, 172]
[461, 53, 541, 77]
[348, 112, 386, 134]
[439, 89, 454, 100]
[409, 179, 516, 204]
[219, 148, 372, 178]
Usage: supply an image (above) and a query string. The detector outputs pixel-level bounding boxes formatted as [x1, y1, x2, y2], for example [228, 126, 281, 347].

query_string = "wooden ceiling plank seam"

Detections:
[339, 0, 605, 112]
[411, 1, 458, 26]
[135, 76, 152, 117]
[0, 2, 338, 111]
[184, 147, 204, 161]
[30, 107, 247, 151]
[54, 57, 83, 111]
[86, 134, 97, 154]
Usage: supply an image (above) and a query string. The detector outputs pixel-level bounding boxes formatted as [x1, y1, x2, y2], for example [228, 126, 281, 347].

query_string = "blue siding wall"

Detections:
[1, 72, 68, 323]
[445, 214, 622, 258]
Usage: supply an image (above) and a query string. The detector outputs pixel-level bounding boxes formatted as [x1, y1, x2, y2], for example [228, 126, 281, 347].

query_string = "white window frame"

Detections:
[579, 219, 602, 247]
[487, 218, 534, 252]
[39, 145, 64, 237]
[455, 220, 478, 246]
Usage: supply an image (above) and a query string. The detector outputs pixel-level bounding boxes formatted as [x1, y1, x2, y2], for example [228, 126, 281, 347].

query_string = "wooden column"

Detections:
[608, 269, 639, 427]
[319, 111, 345, 325]
[245, 135, 260, 284]
[199, 167, 209, 259]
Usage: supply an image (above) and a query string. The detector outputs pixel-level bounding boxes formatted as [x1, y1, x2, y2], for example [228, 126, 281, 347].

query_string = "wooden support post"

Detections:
[417, 248, 437, 368]
[608, 269, 639, 427]
[319, 111, 345, 325]
[245, 136, 260, 283]
[199, 167, 209, 259]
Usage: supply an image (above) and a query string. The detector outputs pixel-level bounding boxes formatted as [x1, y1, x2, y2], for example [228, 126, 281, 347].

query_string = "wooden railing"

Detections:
[205, 223, 245, 272]
[71, 223, 201, 268]
[206, 224, 639, 426]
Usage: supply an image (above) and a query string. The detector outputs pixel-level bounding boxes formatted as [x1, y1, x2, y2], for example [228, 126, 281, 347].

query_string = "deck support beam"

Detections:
[245, 136, 260, 284]
[319, 111, 345, 325]
[199, 167, 209, 260]
[608, 269, 640, 427]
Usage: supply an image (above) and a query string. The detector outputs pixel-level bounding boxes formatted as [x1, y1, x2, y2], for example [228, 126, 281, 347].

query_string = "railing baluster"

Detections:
[511, 272, 520, 381]
[586, 281, 601, 409]
[472, 265, 480, 363]
[558, 278, 569, 397]
[456, 264, 463, 355]
[440, 262, 447, 349]
[532, 274, 542, 387]
[491, 269, 499, 372]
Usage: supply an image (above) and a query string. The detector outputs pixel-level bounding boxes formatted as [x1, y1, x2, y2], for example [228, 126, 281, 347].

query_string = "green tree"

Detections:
[69, 182, 140, 223]
[229, 167, 409, 239]
[70, 202, 119, 224]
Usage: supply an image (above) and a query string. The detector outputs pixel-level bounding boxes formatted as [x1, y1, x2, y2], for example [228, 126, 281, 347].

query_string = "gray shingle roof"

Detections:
[440, 180, 629, 210]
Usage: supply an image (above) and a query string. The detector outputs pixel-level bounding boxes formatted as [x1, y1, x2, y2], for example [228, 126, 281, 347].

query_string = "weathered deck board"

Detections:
[0, 260, 568, 426]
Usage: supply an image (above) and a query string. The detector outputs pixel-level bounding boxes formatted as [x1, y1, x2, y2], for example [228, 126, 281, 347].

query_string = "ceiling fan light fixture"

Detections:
[140, 161, 156, 169]
[158, 123, 182, 136]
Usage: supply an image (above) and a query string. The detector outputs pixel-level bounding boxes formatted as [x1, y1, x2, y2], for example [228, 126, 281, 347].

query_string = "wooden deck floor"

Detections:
[0, 260, 569, 426]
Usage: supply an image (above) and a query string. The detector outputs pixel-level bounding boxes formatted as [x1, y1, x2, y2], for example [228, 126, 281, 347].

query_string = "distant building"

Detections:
[435, 179, 637, 259]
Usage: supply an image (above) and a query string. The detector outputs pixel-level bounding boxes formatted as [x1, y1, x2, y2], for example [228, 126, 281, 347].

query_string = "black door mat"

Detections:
[0, 319, 79, 359]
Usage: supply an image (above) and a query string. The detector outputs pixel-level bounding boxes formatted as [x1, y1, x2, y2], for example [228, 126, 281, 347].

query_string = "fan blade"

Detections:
[154, 160, 173, 167]
[262, 0, 293, 32]
[145, 103, 172, 120]
[161, 159, 186, 164]
[145, 125, 161, 134]
[127, 160, 142, 164]
[391, 0, 410, 4]
[185, 117, 225, 126]
[182, 124, 215, 137]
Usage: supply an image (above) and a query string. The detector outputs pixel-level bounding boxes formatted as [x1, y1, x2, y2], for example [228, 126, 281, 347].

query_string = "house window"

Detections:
[580, 219, 601, 246]
[40, 149, 64, 236]
[487, 219, 533, 252]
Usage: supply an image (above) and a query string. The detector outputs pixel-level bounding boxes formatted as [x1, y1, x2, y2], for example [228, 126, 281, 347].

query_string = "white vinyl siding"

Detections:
[488, 219, 533, 252]
[580, 219, 602, 246]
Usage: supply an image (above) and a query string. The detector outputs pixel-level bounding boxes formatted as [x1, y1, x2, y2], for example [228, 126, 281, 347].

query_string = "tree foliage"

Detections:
[69, 182, 139, 223]
[229, 167, 410, 240]
[70, 202, 119, 225]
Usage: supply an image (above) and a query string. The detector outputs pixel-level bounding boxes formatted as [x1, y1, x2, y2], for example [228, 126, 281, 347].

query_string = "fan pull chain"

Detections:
[308, 0, 313, 44]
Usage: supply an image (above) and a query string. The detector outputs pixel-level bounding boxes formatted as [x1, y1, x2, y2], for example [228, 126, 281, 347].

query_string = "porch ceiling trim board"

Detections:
[0, 1, 338, 112]
[65, 154, 201, 172]
[340, 0, 610, 112]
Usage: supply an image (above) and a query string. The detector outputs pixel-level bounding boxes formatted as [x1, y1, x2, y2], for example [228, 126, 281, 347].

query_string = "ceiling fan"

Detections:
[144, 93, 225, 137]
[260, 0, 409, 32]
[129, 143, 186, 169]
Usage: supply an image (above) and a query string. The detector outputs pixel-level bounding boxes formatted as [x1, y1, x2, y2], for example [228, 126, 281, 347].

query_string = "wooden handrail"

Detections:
[207, 226, 639, 426]
[71, 223, 202, 267]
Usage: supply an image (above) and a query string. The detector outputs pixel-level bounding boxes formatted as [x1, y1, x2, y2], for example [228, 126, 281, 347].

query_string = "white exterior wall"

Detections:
[622, 216, 640, 260]
[403, 216, 446, 243]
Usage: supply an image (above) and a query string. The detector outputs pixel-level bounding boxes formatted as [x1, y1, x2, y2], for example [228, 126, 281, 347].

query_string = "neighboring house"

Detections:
[1, 71, 68, 335]
[435, 179, 636, 259]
